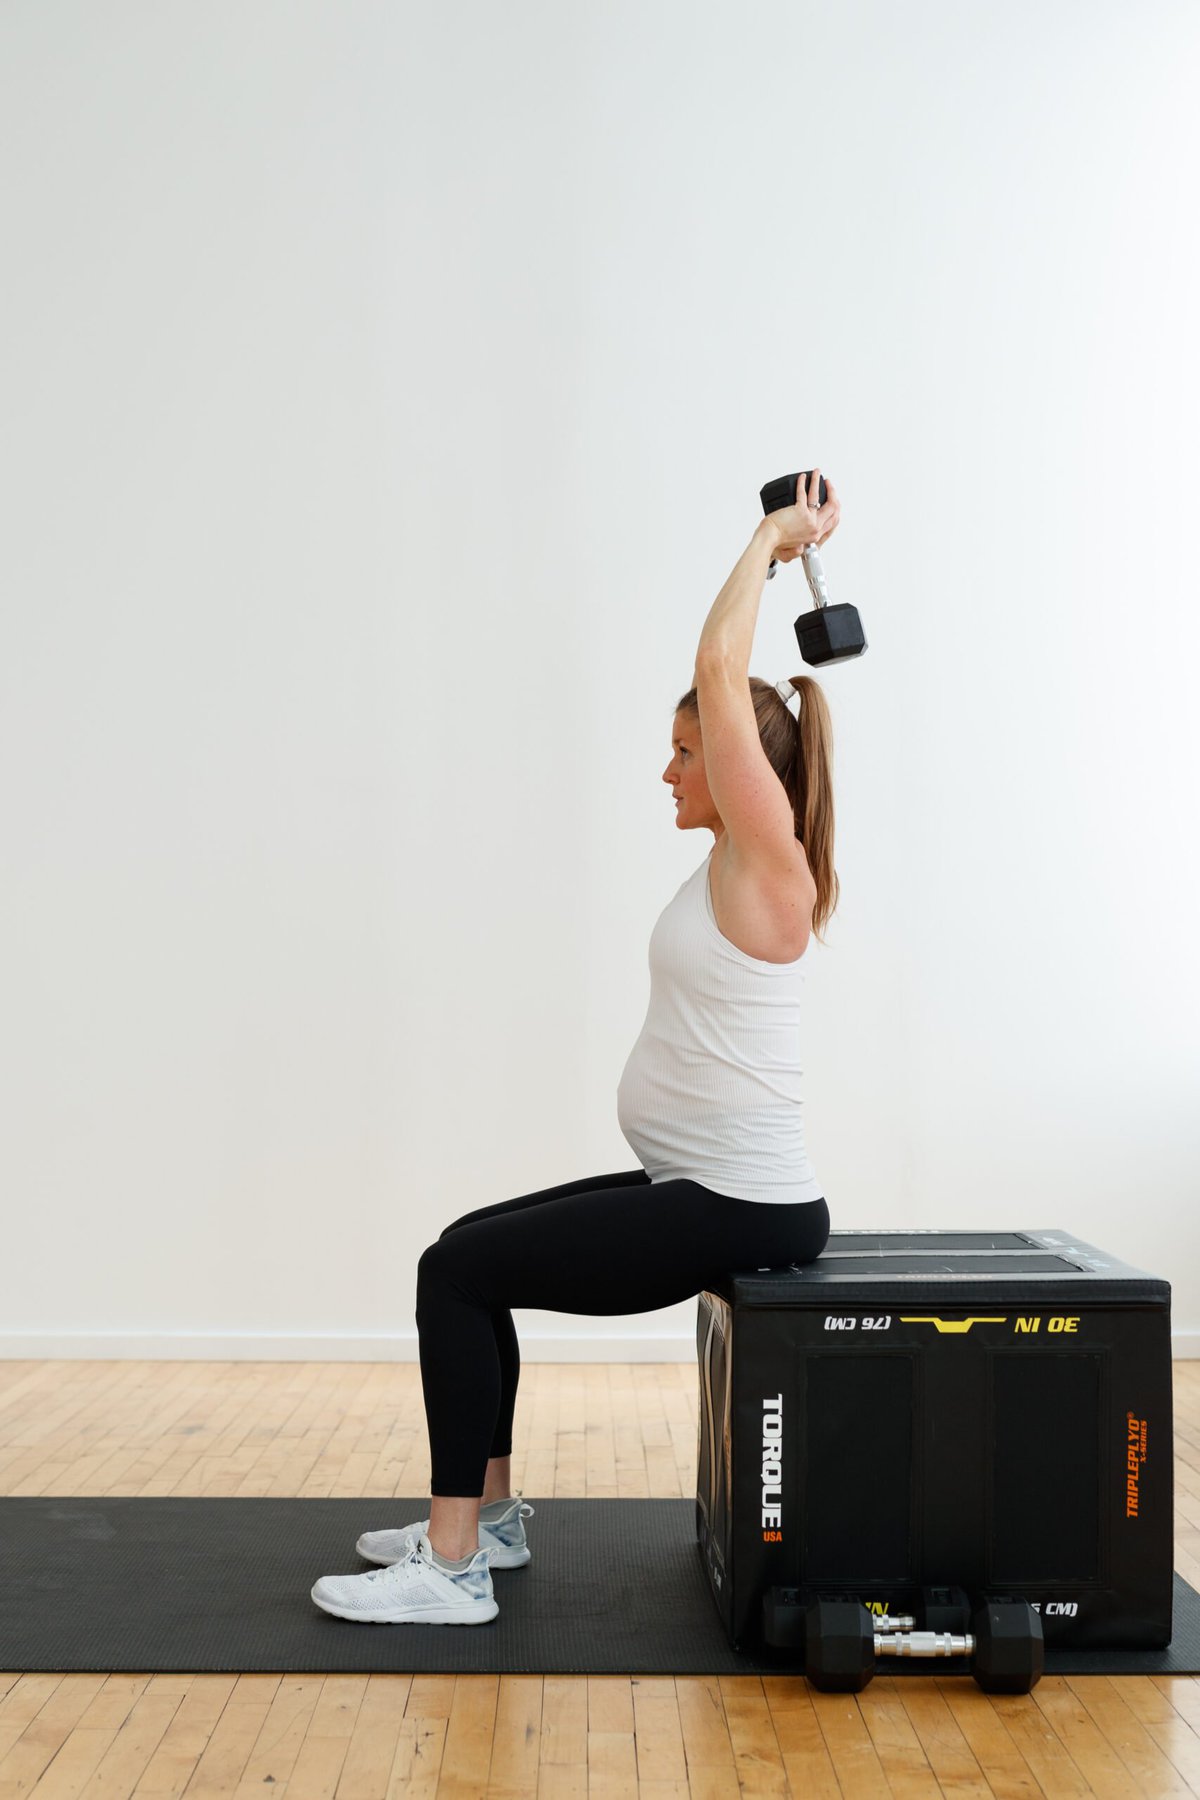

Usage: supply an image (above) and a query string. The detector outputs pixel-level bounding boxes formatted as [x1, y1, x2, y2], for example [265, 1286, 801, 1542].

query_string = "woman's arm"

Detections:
[694, 521, 781, 672]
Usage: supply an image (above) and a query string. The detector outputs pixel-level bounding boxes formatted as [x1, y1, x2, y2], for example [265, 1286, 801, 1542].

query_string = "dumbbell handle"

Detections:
[766, 542, 831, 606]
[876, 1631, 977, 1660]
[871, 1613, 916, 1633]
[801, 545, 831, 611]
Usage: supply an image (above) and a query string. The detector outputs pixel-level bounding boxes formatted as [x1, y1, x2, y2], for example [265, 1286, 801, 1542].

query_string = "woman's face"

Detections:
[662, 712, 719, 833]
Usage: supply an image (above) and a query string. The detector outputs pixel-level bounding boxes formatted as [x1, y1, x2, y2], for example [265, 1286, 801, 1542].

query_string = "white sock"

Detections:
[431, 1546, 476, 1573]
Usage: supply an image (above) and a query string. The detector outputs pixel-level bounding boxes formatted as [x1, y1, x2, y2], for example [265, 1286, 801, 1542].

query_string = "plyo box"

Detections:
[695, 1229, 1173, 1653]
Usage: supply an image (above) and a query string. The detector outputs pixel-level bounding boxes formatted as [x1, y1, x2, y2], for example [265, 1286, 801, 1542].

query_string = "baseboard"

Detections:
[3, 1330, 1199, 1362]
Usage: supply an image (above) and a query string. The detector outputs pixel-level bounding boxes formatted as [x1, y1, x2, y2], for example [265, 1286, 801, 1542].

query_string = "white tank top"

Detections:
[616, 849, 823, 1205]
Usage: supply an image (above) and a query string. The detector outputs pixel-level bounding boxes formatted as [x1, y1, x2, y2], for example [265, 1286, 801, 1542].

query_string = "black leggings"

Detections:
[415, 1167, 830, 1496]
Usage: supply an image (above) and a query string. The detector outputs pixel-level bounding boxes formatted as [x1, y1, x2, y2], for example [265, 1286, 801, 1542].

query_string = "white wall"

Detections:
[2, 0, 1197, 1360]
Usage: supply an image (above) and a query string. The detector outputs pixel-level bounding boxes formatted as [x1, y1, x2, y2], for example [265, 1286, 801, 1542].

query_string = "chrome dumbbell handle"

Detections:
[870, 1613, 916, 1633]
[802, 544, 831, 610]
[876, 1631, 977, 1660]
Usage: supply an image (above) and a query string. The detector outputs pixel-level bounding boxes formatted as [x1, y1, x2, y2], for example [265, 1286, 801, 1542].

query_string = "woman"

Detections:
[311, 470, 842, 1624]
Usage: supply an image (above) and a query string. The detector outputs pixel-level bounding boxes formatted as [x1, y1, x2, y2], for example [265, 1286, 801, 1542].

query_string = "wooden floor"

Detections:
[1, 1356, 1198, 1799]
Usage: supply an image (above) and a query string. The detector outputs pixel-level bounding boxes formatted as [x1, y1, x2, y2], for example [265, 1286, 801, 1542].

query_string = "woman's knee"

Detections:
[418, 1234, 487, 1297]
[438, 1209, 483, 1239]
[417, 1239, 456, 1289]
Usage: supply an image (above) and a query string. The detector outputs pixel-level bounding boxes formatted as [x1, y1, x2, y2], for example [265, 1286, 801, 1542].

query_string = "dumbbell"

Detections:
[803, 1595, 1045, 1695]
[759, 470, 867, 667]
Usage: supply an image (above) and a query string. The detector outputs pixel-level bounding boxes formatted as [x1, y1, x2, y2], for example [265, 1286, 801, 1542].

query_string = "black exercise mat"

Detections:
[1, 1496, 1197, 1676]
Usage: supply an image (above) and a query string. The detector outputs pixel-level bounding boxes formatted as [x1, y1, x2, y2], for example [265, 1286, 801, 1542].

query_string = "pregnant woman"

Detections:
[311, 470, 841, 1625]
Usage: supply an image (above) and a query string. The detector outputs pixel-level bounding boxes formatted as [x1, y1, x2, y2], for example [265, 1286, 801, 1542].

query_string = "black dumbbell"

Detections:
[803, 1595, 1044, 1695]
[968, 1599, 1048, 1695]
[759, 470, 867, 667]
[802, 1599, 877, 1691]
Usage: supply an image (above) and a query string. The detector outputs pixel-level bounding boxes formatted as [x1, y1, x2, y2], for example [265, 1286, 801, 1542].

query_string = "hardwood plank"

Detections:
[230, 1675, 327, 1793]
[933, 1679, 1049, 1798]
[1061, 1673, 1194, 1795]
[991, 1683, 1097, 1795]
[894, 1676, 997, 1796]
[808, 1689, 892, 1798]
[438, 1673, 498, 1794]
[673, 1674, 737, 1775]
[129, 1674, 238, 1797]
[760, 1675, 842, 1798]
[540, 1674, 588, 1767]
[479, 1673, 541, 1795]
[382, 1713, 447, 1797]
[0, 1675, 107, 1793]
[856, 1676, 942, 1796]
[586, 1676, 633, 1736]
[583, 1729, 638, 1796]
[320, 1673, 412, 1800]
[715, 1674, 789, 1796]
[628, 1676, 688, 1787]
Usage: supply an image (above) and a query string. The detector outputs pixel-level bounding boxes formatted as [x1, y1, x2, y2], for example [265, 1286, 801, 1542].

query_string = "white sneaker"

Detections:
[356, 1493, 534, 1571]
[311, 1531, 498, 1625]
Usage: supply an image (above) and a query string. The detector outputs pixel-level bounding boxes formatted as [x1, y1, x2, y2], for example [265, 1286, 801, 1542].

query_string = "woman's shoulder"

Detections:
[709, 841, 815, 964]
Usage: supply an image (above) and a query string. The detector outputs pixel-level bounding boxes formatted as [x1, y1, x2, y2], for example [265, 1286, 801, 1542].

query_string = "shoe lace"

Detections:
[363, 1541, 496, 1583]
[360, 1540, 434, 1584]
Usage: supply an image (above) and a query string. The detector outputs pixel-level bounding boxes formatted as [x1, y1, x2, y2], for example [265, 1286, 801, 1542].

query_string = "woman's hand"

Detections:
[766, 469, 841, 563]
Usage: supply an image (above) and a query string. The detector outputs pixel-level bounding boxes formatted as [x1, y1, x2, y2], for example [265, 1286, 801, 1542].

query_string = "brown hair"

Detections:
[674, 675, 840, 943]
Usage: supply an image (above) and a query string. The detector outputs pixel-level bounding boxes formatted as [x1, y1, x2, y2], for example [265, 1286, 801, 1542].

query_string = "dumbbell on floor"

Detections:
[803, 1595, 1045, 1695]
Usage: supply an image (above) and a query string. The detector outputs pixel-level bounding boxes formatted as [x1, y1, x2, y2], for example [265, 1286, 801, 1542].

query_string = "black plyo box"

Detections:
[695, 1229, 1173, 1653]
